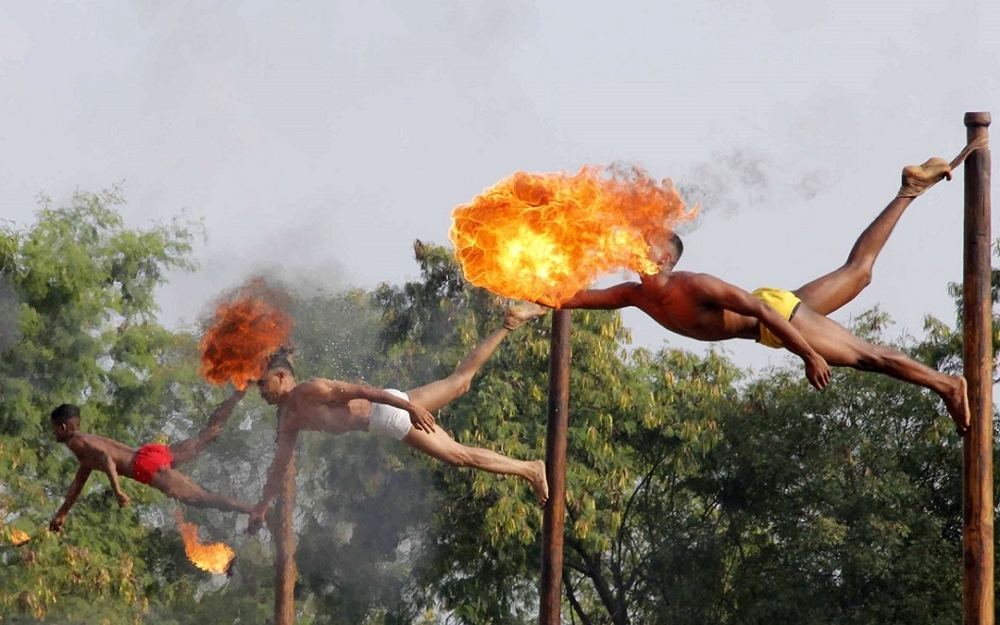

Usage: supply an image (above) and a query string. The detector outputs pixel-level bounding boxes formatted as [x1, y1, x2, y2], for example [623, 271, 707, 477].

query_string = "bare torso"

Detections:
[277, 379, 374, 435]
[633, 271, 762, 341]
[65, 433, 139, 479]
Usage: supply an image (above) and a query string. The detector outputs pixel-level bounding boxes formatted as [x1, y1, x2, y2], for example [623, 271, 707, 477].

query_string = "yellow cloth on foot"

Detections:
[751, 287, 802, 349]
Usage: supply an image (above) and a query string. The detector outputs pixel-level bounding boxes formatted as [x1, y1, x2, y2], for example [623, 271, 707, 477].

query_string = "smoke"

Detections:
[289, 290, 383, 383]
[793, 167, 836, 201]
[0, 274, 21, 353]
[676, 147, 836, 224]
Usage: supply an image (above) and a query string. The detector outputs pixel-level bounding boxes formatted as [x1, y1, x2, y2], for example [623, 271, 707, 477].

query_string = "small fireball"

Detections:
[175, 512, 236, 575]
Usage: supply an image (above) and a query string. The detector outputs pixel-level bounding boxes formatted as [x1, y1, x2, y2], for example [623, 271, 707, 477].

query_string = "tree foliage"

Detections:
[2, 200, 996, 624]
[360, 243, 986, 625]
[0, 189, 221, 622]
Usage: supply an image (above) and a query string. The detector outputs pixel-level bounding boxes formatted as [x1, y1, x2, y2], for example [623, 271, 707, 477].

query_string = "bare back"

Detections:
[632, 272, 762, 342]
[65, 433, 139, 479]
[277, 379, 373, 435]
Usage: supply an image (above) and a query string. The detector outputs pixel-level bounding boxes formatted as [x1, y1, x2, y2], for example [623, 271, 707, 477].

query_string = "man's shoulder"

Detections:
[72, 432, 114, 447]
[287, 377, 349, 404]
[294, 377, 350, 392]
[65, 432, 121, 462]
[301, 375, 347, 383]
[670, 269, 721, 280]
[651, 271, 741, 306]
[645, 271, 708, 292]
[668, 270, 730, 288]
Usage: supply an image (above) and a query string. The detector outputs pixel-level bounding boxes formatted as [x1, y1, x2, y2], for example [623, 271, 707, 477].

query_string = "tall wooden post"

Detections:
[962, 111, 993, 625]
[540, 309, 571, 624]
[274, 453, 298, 625]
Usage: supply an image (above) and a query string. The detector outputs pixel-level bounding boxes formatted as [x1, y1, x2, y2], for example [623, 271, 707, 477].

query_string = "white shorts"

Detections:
[368, 389, 412, 440]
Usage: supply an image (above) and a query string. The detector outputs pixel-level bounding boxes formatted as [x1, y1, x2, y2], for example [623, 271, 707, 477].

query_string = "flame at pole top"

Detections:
[199, 279, 294, 390]
[175, 511, 236, 576]
[448, 165, 698, 306]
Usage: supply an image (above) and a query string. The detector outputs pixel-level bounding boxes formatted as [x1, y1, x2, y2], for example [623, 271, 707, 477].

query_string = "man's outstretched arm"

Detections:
[247, 426, 298, 535]
[49, 466, 91, 531]
[556, 282, 640, 310]
[694, 276, 832, 390]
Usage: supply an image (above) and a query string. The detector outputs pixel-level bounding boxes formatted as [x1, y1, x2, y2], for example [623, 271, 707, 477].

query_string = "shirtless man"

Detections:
[554, 157, 971, 434]
[247, 303, 550, 534]
[48, 390, 252, 532]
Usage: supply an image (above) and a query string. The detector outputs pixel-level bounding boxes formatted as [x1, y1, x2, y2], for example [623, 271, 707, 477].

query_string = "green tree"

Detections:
[6, 214, 984, 625]
[696, 316, 965, 624]
[0, 188, 222, 622]
[368, 243, 990, 625]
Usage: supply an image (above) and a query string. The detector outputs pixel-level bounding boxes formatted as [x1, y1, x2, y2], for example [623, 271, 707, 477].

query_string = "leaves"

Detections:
[0, 189, 214, 622]
[3, 199, 998, 624]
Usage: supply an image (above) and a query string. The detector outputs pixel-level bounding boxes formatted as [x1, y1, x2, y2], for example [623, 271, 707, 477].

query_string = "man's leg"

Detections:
[792, 306, 969, 433]
[150, 469, 254, 514]
[401, 427, 549, 504]
[794, 158, 952, 316]
[405, 303, 546, 412]
[169, 390, 245, 466]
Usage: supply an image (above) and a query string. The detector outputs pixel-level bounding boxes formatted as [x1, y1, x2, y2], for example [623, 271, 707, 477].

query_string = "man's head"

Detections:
[256, 346, 296, 405]
[50, 404, 81, 442]
[648, 231, 684, 271]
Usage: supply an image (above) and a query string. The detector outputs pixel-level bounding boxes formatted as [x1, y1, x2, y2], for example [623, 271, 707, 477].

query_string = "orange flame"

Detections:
[8, 528, 30, 546]
[199, 279, 294, 390]
[449, 165, 697, 306]
[175, 512, 236, 575]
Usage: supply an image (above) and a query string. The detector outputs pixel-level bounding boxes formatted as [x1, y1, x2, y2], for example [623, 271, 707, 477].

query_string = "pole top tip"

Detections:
[964, 112, 991, 127]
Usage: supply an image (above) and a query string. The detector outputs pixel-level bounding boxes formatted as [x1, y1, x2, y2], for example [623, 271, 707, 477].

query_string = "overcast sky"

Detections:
[1, 0, 997, 372]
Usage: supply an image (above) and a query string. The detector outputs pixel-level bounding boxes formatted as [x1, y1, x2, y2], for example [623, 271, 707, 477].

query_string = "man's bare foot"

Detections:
[503, 302, 548, 330]
[897, 157, 952, 198]
[944, 375, 971, 436]
[527, 459, 549, 505]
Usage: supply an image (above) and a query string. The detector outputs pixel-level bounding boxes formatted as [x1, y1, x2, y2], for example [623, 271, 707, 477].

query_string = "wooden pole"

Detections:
[274, 452, 298, 625]
[540, 309, 571, 624]
[962, 111, 993, 625]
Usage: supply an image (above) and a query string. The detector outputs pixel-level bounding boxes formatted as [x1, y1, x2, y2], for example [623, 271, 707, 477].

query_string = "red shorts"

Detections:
[132, 443, 174, 485]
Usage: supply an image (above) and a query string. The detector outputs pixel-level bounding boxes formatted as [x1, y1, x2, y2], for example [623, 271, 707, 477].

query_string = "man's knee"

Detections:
[854, 348, 885, 372]
[442, 447, 473, 468]
[858, 267, 873, 289]
[452, 375, 472, 398]
[843, 263, 873, 290]
[440, 373, 472, 401]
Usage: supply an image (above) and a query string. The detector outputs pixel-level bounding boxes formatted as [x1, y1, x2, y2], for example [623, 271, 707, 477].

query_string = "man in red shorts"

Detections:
[48, 389, 252, 532]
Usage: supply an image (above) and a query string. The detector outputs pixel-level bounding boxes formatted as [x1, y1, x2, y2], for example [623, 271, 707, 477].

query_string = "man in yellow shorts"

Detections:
[553, 156, 971, 435]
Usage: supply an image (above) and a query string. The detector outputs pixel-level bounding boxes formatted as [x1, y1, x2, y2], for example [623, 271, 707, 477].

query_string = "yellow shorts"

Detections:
[751, 287, 802, 349]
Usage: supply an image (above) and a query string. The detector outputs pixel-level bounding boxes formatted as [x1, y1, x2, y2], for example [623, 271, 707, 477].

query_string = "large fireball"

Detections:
[448, 165, 697, 306]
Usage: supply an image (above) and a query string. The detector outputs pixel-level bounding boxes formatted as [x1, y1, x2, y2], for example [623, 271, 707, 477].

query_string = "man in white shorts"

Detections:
[247, 303, 550, 534]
